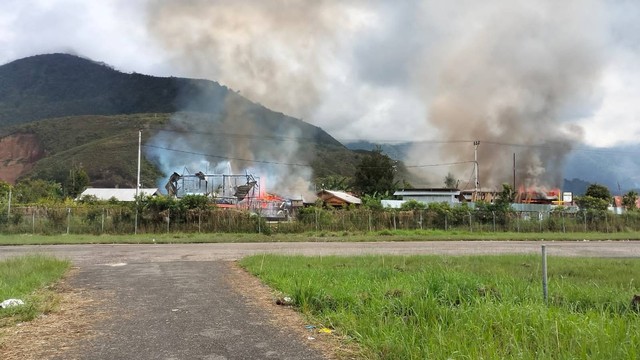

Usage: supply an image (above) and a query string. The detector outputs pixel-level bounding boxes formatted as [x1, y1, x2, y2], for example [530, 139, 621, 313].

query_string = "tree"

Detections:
[577, 184, 611, 212]
[0, 180, 11, 200]
[314, 175, 353, 192]
[64, 165, 90, 198]
[444, 173, 457, 188]
[584, 184, 611, 202]
[494, 184, 516, 209]
[622, 190, 638, 211]
[353, 146, 396, 196]
[15, 179, 63, 203]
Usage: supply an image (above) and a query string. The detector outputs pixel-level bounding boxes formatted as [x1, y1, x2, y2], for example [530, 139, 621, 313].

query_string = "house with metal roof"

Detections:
[393, 188, 461, 205]
[317, 190, 362, 207]
[78, 188, 160, 202]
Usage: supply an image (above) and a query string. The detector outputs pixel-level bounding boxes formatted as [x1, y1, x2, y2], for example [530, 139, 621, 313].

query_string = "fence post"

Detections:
[445, 214, 448, 231]
[167, 208, 170, 233]
[66, 208, 71, 235]
[393, 212, 397, 231]
[198, 209, 202, 233]
[368, 212, 372, 232]
[468, 212, 472, 232]
[32, 212, 35, 234]
[583, 212, 587, 232]
[539, 212, 543, 233]
[542, 245, 548, 303]
[561, 212, 565, 233]
[492, 211, 496, 232]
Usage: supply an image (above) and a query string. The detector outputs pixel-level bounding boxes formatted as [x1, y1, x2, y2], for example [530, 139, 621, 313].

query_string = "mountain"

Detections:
[0, 54, 367, 188]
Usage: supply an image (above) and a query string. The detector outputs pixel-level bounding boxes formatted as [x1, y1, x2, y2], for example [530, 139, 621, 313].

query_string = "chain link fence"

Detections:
[2, 205, 640, 235]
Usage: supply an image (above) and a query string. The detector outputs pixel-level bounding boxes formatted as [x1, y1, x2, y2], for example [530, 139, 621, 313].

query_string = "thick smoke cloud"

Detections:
[146, 0, 607, 189]
[410, 0, 606, 188]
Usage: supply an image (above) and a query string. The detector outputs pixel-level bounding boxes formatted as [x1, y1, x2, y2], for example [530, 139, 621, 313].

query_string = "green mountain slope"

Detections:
[0, 54, 370, 188]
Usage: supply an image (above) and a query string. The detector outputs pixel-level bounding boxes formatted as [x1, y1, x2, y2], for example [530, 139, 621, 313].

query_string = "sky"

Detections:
[1, 0, 639, 151]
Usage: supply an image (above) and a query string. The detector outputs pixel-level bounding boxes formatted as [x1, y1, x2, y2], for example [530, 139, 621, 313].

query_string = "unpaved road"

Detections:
[1, 240, 639, 359]
[2, 240, 640, 264]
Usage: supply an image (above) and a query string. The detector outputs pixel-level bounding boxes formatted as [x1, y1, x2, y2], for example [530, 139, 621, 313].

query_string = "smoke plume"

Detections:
[408, 1, 606, 189]
[145, 0, 607, 190]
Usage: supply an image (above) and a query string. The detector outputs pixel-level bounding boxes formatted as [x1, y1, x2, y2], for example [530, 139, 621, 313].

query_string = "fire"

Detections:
[516, 186, 562, 204]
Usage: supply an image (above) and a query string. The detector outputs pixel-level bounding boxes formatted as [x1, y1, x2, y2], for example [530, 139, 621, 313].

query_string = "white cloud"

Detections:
[580, 50, 640, 147]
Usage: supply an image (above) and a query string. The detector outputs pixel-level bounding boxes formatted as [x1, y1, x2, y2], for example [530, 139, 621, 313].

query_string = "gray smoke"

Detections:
[409, 0, 606, 189]
[145, 0, 607, 190]
[145, 86, 313, 198]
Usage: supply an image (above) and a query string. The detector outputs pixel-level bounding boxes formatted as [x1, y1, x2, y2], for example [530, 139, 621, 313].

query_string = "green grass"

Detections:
[240, 254, 640, 359]
[0, 230, 640, 245]
[0, 255, 71, 327]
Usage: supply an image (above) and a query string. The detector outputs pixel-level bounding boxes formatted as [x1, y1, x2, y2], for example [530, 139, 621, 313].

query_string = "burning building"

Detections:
[164, 169, 300, 219]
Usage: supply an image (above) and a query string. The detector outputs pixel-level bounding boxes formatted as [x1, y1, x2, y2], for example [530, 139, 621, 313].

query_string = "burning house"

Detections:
[164, 169, 300, 220]
[165, 170, 259, 204]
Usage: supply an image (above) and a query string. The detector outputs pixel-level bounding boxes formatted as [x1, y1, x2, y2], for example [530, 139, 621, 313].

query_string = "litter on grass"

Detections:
[1, 299, 25, 308]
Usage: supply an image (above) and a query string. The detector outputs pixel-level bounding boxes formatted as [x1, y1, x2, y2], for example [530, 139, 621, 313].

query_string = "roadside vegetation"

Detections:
[240, 254, 640, 359]
[0, 255, 71, 327]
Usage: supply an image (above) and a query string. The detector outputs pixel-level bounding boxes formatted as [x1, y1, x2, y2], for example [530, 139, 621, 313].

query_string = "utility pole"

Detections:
[135, 130, 141, 235]
[513, 153, 516, 191]
[473, 140, 480, 201]
[7, 187, 11, 218]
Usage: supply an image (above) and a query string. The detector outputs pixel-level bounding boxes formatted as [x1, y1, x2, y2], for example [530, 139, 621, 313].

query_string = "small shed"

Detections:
[78, 188, 160, 202]
[317, 190, 362, 207]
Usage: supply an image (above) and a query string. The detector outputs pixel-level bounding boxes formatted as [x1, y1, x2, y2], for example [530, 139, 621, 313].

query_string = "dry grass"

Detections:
[0, 268, 109, 360]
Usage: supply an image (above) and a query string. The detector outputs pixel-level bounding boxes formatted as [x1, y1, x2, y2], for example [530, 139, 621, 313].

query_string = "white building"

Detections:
[393, 188, 461, 205]
[78, 188, 160, 202]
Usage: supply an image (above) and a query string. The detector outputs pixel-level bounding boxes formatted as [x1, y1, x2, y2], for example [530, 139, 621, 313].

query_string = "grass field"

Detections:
[0, 255, 70, 327]
[1, 229, 640, 245]
[240, 254, 640, 359]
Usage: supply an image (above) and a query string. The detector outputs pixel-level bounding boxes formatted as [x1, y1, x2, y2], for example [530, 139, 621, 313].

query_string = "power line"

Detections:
[143, 144, 311, 168]
[143, 144, 478, 169]
[405, 161, 475, 168]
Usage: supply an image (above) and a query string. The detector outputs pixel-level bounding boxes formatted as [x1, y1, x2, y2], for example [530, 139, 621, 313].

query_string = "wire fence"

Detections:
[1, 205, 640, 235]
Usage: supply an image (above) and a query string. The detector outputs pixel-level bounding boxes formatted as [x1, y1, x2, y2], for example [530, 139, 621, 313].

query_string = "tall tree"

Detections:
[622, 190, 638, 211]
[64, 165, 90, 199]
[444, 173, 457, 188]
[353, 146, 396, 196]
[576, 184, 611, 211]
[584, 184, 611, 202]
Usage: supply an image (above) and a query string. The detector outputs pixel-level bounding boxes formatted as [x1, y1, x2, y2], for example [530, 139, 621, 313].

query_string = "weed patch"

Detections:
[0, 255, 70, 327]
[241, 254, 640, 359]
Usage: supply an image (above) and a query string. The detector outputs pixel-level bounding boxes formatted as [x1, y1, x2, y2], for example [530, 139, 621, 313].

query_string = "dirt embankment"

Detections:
[0, 133, 44, 184]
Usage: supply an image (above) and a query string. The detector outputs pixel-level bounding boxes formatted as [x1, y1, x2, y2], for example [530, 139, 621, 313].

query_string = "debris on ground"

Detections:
[0, 299, 25, 309]
[275, 296, 293, 306]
